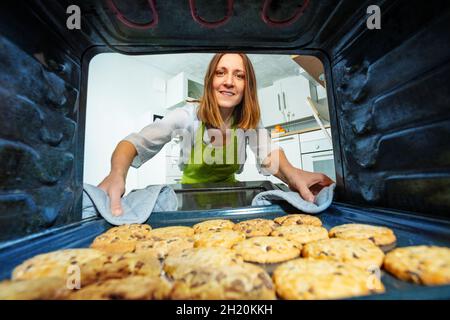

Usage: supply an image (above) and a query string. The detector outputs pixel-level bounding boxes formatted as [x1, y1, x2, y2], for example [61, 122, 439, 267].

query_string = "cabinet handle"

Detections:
[282, 92, 287, 109]
[276, 137, 294, 142]
[312, 154, 332, 159]
[277, 94, 281, 111]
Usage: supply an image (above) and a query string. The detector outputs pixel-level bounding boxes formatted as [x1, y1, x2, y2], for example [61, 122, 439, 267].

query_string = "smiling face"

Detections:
[212, 54, 246, 111]
[198, 53, 260, 130]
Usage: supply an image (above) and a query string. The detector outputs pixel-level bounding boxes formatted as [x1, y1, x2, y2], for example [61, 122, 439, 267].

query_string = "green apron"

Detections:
[181, 121, 240, 184]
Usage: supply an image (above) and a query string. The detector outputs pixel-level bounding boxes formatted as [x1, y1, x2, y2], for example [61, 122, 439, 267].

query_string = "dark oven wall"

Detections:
[0, 2, 88, 241]
[328, 0, 450, 218]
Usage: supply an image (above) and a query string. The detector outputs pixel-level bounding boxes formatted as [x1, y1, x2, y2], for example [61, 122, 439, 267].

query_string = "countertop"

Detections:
[271, 125, 331, 138]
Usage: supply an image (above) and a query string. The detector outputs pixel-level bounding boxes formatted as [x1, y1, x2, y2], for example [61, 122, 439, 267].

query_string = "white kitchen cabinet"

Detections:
[299, 128, 332, 145]
[258, 76, 312, 127]
[165, 72, 203, 109]
[268, 134, 302, 185]
[300, 128, 335, 181]
[258, 85, 285, 127]
[273, 134, 302, 168]
[276, 76, 313, 122]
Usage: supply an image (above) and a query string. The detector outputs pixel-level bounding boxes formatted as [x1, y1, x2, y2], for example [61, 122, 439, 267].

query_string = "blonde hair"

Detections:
[196, 53, 261, 130]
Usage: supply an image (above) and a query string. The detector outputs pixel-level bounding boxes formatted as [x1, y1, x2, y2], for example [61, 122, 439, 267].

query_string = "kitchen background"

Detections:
[84, 53, 335, 194]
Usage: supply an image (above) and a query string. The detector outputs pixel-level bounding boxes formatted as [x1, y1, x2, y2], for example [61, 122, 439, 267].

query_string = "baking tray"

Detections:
[1, 201, 450, 299]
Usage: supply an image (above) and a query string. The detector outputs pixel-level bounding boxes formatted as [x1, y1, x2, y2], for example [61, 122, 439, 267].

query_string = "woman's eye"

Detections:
[235, 73, 245, 80]
[215, 70, 225, 76]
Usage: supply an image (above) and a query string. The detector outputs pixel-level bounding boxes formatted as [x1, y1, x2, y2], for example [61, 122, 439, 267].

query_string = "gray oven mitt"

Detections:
[82, 183, 178, 225]
[252, 183, 336, 214]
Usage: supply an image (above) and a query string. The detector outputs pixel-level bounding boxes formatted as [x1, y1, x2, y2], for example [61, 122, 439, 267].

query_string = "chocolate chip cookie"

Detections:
[82, 251, 163, 283]
[0, 278, 69, 300]
[148, 226, 195, 240]
[104, 224, 152, 234]
[271, 225, 329, 246]
[273, 258, 385, 299]
[233, 219, 276, 237]
[171, 263, 276, 300]
[193, 219, 235, 233]
[134, 237, 195, 259]
[91, 224, 153, 254]
[194, 230, 246, 249]
[329, 223, 396, 247]
[12, 249, 106, 284]
[164, 247, 244, 280]
[383, 246, 450, 285]
[302, 238, 385, 271]
[232, 236, 301, 264]
[274, 214, 322, 227]
[69, 275, 172, 300]
[91, 230, 151, 254]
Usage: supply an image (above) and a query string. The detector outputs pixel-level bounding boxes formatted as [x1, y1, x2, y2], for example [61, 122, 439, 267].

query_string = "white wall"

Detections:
[84, 53, 172, 194]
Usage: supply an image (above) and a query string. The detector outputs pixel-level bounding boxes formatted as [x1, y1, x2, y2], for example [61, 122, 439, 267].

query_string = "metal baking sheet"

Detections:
[1, 201, 449, 299]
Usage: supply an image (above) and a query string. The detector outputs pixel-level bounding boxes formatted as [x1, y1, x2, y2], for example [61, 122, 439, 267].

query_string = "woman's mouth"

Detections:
[219, 90, 235, 96]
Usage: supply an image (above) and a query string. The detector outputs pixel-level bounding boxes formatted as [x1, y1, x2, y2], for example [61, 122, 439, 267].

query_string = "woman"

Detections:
[99, 53, 334, 216]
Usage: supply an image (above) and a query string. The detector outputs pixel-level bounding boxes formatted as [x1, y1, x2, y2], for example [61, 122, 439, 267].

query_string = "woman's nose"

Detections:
[223, 73, 234, 86]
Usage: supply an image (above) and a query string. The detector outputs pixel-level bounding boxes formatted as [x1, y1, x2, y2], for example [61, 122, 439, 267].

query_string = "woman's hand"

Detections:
[97, 140, 136, 216]
[265, 149, 334, 203]
[98, 173, 126, 216]
[286, 168, 334, 203]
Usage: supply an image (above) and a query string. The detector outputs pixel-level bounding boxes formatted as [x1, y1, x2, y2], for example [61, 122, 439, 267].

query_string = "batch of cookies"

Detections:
[1, 214, 450, 300]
